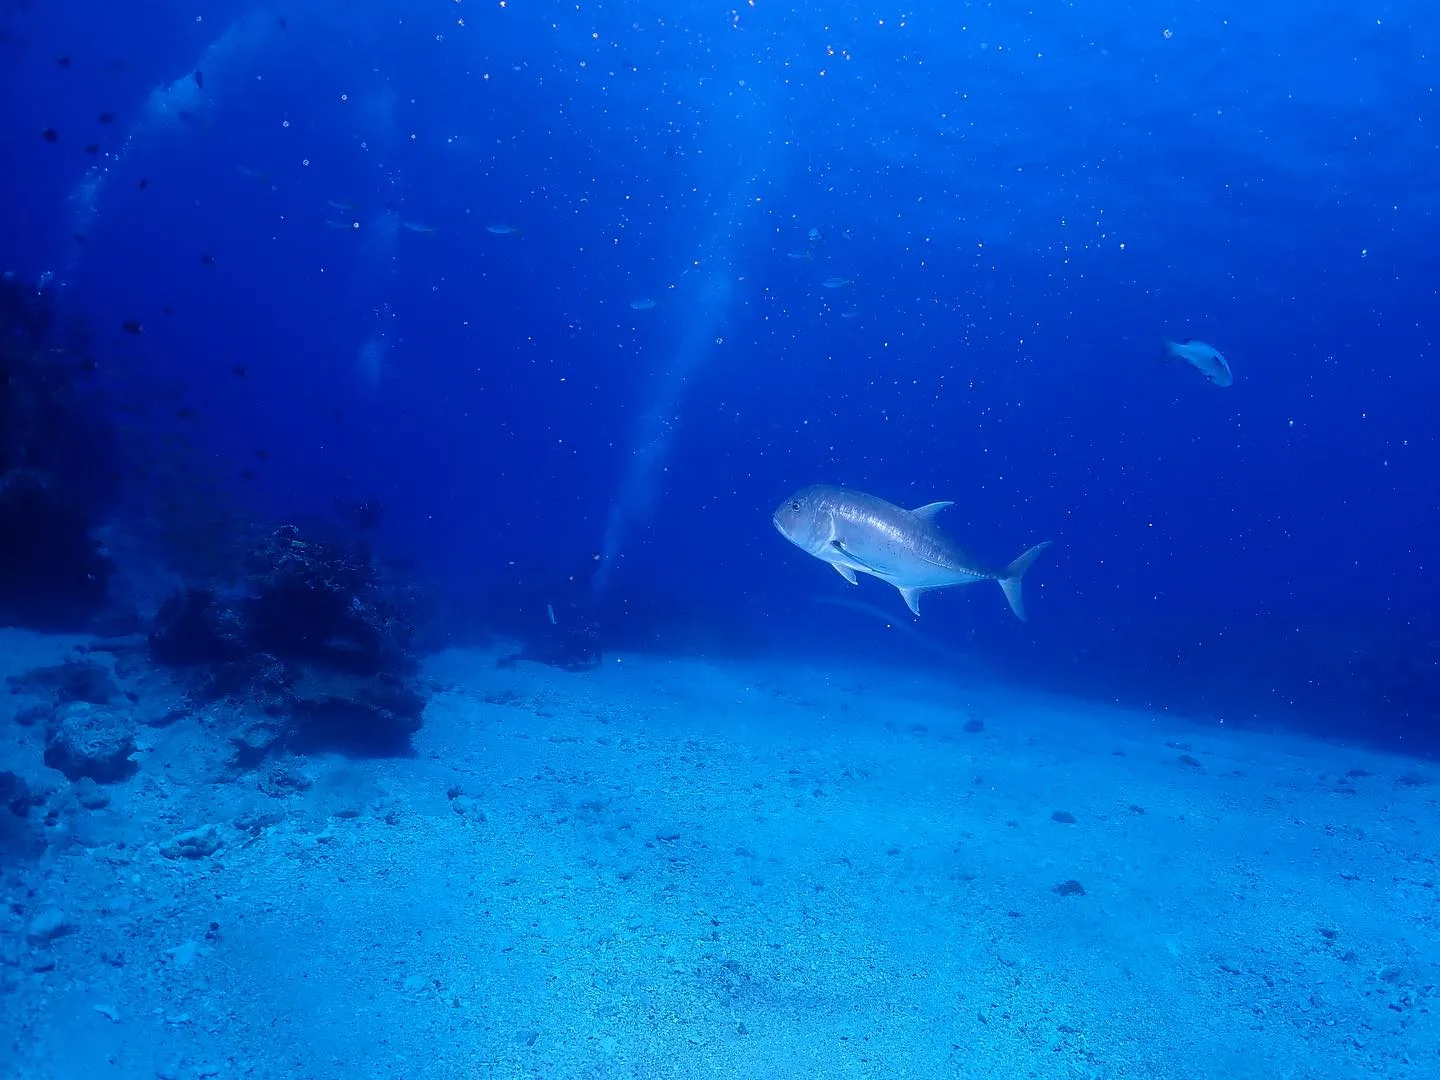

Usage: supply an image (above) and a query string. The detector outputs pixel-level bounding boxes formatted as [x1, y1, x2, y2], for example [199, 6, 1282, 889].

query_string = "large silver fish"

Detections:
[1163, 338, 1233, 387]
[773, 485, 1053, 619]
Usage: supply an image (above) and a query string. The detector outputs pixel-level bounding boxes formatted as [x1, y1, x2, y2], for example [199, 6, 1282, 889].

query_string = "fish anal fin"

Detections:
[831, 563, 858, 585]
[898, 586, 924, 616]
[910, 501, 954, 521]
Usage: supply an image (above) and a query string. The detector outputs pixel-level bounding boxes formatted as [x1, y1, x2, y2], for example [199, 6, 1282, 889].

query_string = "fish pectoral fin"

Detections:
[897, 586, 925, 616]
[830, 563, 858, 585]
[910, 500, 954, 521]
[828, 539, 878, 573]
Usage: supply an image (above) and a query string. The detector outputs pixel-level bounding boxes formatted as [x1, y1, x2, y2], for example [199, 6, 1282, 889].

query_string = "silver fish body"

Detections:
[773, 485, 1052, 619]
[1163, 338, 1233, 386]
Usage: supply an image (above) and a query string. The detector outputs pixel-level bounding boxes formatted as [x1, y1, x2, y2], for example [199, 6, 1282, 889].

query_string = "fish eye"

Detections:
[790, 501, 801, 512]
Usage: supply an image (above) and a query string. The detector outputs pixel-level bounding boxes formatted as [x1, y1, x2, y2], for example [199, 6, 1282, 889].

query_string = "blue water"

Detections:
[2, 3, 1438, 1077]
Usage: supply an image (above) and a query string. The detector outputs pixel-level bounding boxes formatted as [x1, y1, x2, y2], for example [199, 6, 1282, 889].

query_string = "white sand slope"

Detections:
[0, 631, 1435, 1079]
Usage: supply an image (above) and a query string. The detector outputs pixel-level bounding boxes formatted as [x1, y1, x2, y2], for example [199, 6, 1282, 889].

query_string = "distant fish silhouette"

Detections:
[810, 594, 977, 667]
[1162, 338, 1233, 387]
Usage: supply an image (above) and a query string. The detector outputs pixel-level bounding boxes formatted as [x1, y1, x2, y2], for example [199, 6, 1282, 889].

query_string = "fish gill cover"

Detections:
[0, 0, 1437, 1077]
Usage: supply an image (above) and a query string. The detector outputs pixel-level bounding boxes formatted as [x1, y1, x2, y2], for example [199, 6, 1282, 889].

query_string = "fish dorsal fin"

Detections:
[910, 501, 954, 521]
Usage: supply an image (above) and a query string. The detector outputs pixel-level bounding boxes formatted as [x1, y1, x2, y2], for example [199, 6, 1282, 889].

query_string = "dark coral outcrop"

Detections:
[149, 525, 427, 757]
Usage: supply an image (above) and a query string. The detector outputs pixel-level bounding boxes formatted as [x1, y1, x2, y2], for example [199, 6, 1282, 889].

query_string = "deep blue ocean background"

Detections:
[3, 0, 1437, 739]
[5, 5, 1440, 1079]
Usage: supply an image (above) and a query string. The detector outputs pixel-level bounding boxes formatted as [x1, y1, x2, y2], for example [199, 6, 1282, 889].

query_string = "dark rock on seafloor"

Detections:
[149, 525, 427, 759]
[43, 702, 137, 783]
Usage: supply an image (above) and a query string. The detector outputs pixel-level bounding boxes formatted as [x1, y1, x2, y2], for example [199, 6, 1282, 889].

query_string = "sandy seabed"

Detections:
[1, 626, 1435, 1080]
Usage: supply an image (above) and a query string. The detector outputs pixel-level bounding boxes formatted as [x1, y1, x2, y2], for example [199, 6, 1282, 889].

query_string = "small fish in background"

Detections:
[402, 221, 437, 235]
[1162, 338, 1233, 387]
[787, 249, 813, 260]
[822, 276, 855, 289]
[629, 297, 657, 311]
[486, 224, 520, 236]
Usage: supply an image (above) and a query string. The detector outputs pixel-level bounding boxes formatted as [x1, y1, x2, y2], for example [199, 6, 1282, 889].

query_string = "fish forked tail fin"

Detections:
[997, 541, 1053, 621]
